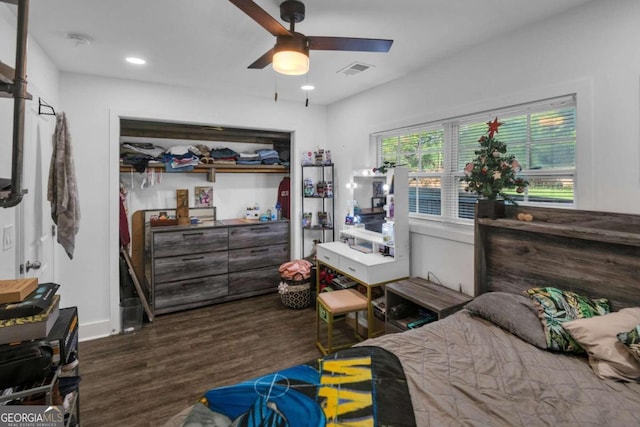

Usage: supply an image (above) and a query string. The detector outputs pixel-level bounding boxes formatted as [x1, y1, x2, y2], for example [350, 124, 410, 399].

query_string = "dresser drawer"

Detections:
[316, 245, 339, 269]
[228, 266, 280, 296]
[154, 251, 228, 283]
[228, 222, 288, 249]
[339, 256, 369, 283]
[154, 275, 228, 312]
[228, 243, 288, 272]
[153, 227, 228, 258]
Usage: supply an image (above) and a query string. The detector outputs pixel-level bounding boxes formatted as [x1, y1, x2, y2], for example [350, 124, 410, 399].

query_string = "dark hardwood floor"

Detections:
[78, 293, 320, 427]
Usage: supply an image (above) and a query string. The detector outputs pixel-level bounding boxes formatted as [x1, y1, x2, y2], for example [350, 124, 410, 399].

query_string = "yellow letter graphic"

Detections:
[320, 357, 372, 385]
[318, 357, 374, 425]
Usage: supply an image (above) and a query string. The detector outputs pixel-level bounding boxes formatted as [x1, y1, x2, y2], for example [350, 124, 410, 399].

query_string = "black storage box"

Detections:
[42, 306, 78, 366]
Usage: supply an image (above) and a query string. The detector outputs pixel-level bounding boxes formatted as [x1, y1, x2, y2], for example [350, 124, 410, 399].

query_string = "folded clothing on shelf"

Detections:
[210, 148, 239, 160]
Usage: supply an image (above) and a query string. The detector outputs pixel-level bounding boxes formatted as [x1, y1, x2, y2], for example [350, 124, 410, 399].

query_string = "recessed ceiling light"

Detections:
[126, 57, 146, 65]
[301, 84, 315, 91]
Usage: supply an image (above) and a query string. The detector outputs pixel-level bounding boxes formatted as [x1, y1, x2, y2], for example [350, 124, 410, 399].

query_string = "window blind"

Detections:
[374, 94, 576, 222]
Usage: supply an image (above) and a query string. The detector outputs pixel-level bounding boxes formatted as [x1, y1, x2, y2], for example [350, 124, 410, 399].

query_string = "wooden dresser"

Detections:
[146, 220, 289, 315]
[228, 221, 289, 297]
[151, 226, 229, 314]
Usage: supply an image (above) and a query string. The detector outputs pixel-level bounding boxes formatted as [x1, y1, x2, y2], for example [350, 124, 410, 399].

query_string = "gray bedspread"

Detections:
[360, 309, 640, 427]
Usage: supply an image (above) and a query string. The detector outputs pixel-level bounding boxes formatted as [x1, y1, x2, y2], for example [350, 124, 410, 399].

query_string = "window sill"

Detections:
[409, 217, 474, 245]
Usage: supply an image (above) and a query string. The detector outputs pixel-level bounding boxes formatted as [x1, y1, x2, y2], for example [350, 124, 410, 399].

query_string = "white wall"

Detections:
[0, 5, 59, 279]
[58, 72, 328, 339]
[327, 0, 640, 295]
[124, 172, 285, 222]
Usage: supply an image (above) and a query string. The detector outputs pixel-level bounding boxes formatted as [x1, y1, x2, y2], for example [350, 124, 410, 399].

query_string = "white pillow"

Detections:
[562, 307, 640, 382]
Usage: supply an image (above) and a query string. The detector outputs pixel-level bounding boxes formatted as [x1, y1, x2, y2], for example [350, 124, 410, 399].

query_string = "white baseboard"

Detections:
[79, 319, 117, 342]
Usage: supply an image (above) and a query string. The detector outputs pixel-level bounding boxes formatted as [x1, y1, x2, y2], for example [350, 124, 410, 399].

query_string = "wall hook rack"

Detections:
[38, 97, 56, 116]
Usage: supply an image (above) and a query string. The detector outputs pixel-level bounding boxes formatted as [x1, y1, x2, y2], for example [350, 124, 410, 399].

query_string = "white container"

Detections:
[245, 207, 260, 219]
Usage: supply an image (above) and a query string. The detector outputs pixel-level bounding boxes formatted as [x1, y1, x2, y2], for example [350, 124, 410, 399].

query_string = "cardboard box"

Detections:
[0, 278, 38, 304]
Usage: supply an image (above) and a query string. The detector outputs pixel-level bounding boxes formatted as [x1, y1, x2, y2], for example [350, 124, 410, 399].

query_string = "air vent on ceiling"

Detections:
[337, 62, 373, 76]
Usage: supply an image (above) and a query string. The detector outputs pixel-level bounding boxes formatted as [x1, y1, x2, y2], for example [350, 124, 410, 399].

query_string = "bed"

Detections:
[165, 206, 640, 426]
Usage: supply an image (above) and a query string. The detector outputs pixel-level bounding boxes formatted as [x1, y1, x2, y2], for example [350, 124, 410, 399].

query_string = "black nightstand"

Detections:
[385, 277, 472, 334]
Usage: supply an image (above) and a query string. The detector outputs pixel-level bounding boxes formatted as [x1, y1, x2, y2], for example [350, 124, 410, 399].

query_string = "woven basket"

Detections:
[278, 274, 311, 309]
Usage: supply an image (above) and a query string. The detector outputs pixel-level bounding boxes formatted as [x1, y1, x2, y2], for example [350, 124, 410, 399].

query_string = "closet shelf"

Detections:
[477, 217, 640, 248]
[119, 162, 289, 174]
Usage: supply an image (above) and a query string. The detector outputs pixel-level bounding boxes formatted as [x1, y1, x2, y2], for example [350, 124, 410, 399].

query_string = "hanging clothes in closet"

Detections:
[277, 176, 290, 219]
[119, 182, 130, 249]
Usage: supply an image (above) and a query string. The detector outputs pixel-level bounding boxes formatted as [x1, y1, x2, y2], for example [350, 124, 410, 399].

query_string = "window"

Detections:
[375, 95, 576, 222]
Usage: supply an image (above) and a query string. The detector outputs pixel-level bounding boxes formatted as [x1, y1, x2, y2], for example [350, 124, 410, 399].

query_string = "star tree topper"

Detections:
[486, 117, 502, 138]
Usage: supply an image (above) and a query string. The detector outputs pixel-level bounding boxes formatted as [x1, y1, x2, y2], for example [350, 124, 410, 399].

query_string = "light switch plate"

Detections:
[3, 224, 14, 251]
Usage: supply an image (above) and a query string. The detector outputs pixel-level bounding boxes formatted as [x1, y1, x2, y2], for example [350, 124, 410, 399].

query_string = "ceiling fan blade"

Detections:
[308, 36, 393, 52]
[248, 48, 275, 69]
[229, 0, 290, 37]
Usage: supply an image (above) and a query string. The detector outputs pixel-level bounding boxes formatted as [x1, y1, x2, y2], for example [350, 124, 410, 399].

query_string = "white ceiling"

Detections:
[14, 0, 594, 105]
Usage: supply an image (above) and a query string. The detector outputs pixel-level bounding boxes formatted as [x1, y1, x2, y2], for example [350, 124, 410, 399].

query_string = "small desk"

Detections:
[316, 241, 409, 338]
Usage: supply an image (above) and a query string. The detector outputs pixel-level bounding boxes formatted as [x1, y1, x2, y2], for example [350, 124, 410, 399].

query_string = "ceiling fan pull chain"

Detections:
[274, 74, 278, 102]
[305, 71, 309, 107]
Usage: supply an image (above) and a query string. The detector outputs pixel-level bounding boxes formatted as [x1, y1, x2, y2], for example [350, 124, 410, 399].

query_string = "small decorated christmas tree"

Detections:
[461, 117, 528, 201]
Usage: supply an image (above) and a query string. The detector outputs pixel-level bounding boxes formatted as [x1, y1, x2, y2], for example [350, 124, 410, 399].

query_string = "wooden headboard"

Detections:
[474, 205, 640, 310]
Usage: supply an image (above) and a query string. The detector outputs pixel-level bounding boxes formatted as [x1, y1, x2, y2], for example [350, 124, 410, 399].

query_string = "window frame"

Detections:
[374, 95, 577, 224]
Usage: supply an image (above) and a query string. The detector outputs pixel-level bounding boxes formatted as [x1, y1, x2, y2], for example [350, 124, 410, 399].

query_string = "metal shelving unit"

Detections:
[301, 163, 335, 258]
[0, 368, 79, 426]
[0, 307, 80, 426]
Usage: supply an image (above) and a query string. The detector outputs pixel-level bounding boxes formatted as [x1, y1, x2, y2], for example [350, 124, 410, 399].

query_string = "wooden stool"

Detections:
[316, 289, 369, 355]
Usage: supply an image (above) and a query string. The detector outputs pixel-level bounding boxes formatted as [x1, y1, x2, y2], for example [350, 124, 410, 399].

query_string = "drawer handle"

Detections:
[251, 248, 269, 253]
[250, 227, 269, 231]
[182, 281, 206, 287]
[322, 255, 331, 261]
[182, 232, 204, 237]
[348, 267, 357, 272]
[183, 256, 205, 262]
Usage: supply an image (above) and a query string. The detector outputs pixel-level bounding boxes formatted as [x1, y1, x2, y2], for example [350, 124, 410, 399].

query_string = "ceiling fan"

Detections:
[229, 0, 394, 75]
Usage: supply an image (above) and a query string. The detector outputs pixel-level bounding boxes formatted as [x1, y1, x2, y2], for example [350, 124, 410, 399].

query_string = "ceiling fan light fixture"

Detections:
[272, 35, 309, 75]
[273, 50, 308, 75]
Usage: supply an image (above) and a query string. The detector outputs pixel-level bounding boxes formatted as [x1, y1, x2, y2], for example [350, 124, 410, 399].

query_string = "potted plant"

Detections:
[461, 117, 528, 218]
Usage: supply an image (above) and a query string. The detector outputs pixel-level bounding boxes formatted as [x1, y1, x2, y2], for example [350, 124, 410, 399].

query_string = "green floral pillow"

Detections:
[525, 287, 610, 353]
[617, 324, 640, 363]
